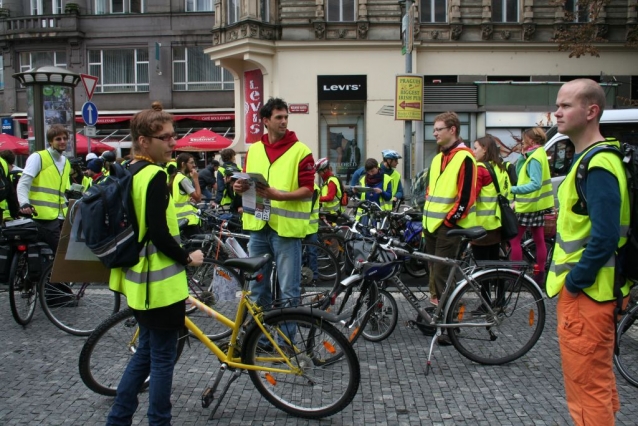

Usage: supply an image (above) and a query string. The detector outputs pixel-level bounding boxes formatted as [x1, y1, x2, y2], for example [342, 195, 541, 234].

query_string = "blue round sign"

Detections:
[82, 101, 99, 126]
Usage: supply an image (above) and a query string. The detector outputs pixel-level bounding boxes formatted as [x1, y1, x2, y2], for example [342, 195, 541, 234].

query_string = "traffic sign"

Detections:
[80, 74, 99, 100]
[82, 101, 99, 126]
[85, 126, 97, 137]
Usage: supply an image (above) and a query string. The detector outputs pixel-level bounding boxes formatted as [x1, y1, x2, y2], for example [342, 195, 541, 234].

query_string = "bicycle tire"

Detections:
[317, 233, 347, 275]
[328, 279, 378, 345]
[301, 241, 341, 291]
[78, 308, 187, 397]
[614, 304, 638, 388]
[8, 251, 37, 326]
[446, 269, 546, 365]
[185, 258, 243, 340]
[362, 288, 398, 342]
[242, 312, 360, 419]
[403, 238, 429, 278]
[38, 263, 121, 336]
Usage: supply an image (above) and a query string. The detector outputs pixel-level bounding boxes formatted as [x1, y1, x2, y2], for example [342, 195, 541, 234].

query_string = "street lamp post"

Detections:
[13, 66, 81, 156]
[404, 0, 413, 179]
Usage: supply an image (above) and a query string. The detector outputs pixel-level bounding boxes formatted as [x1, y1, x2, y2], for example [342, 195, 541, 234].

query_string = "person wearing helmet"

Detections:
[315, 158, 342, 214]
[381, 149, 404, 207]
[100, 150, 116, 176]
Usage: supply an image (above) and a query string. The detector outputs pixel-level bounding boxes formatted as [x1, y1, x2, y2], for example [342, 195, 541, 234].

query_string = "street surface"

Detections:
[1, 286, 637, 425]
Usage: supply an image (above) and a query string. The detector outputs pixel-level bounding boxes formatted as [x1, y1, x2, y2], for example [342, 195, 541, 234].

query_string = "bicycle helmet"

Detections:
[381, 150, 402, 160]
[85, 152, 98, 162]
[315, 157, 330, 172]
[101, 151, 116, 163]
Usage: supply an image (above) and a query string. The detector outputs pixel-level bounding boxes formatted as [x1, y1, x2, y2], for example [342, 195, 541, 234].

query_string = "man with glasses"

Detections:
[422, 112, 477, 345]
[171, 152, 202, 239]
[17, 124, 71, 253]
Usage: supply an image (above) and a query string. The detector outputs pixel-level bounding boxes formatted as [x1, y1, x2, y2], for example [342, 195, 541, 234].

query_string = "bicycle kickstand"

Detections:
[202, 364, 242, 420]
[424, 331, 440, 376]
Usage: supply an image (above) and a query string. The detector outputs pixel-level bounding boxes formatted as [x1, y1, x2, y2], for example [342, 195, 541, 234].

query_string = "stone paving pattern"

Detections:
[1, 288, 637, 425]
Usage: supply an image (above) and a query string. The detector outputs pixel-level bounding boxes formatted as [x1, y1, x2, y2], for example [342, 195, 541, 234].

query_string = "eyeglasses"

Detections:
[433, 126, 450, 132]
[148, 133, 178, 142]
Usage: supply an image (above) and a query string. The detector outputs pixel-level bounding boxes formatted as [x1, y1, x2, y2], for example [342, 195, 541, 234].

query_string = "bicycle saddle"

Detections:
[223, 254, 271, 273]
[445, 226, 487, 241]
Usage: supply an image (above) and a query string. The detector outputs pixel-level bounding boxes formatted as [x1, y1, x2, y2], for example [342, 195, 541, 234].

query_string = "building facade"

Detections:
[0, 0, 236, 158]
[206, 0, 638, 182]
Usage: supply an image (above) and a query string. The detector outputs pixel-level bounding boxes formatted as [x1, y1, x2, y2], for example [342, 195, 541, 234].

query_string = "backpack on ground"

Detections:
[72, 161, 151, 269]
[575, 141, 638, 284]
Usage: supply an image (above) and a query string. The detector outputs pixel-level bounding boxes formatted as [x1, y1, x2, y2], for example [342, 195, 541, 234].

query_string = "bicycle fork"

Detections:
[201, 363, 242, 420]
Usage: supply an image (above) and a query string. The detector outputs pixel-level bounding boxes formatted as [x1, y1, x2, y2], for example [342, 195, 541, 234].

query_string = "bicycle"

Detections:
[363, 227, 546, 372]
[79, 254, 361, 420]
[613, 293, 638, 387]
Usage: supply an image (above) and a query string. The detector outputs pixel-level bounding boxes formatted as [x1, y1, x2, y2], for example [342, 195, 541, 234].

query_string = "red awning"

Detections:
[174, 129, 233, 152]
[15, 112, 235, 125]
[0, 133, 29, 155]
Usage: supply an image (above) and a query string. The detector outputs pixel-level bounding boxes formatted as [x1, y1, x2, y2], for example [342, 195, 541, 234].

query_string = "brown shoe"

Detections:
[437, 334, 452, 346]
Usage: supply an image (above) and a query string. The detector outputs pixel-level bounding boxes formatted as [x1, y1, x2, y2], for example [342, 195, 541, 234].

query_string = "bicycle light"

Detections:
[533, 264, 541, 275]
[16, 244, 27, 252]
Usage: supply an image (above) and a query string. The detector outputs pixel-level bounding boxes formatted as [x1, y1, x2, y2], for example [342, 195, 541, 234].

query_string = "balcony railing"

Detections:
[2, 15, 79, 35]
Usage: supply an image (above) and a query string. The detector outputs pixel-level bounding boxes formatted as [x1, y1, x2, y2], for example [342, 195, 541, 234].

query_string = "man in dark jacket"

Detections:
[198, 160, 219, 201]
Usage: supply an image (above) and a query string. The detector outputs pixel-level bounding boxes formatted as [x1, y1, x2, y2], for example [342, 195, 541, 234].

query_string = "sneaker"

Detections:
[430, 297, 439, 306]
[437, 334, 452, 346]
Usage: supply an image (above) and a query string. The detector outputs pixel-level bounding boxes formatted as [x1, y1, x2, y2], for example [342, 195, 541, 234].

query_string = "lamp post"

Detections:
[400, 0, 416, 182]
[13, 66, 81, 156]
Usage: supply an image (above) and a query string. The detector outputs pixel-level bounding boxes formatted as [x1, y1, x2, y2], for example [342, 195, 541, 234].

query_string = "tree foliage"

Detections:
[551, 0, 612, 58]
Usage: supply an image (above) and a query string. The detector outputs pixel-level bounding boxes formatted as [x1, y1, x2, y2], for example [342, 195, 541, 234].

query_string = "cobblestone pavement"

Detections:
[1, 287, 637, 426]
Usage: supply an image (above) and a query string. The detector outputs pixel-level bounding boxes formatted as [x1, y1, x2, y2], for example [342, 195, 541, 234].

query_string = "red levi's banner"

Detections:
[244, 69, 264, 145]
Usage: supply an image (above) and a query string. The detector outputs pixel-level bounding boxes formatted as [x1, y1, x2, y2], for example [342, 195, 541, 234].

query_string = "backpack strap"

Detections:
[482, 162, 503, 195]
[574, 143, 623, 211]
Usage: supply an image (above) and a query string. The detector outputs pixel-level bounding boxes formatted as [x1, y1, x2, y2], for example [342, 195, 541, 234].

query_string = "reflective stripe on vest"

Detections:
[172, 173, 199, 226]
[241, 141, 313, 238]
[307, 184, 321, 235]
[30, 150, 70, 220]
[358, 174, 393, 213]
[321, 175, 342, 213]
[109, 165, 188, 310]
[423, 149, 477, 233]
[476, 162, 511, 231]
[546, 141, 631, 301]
[515, 148, 554, 213]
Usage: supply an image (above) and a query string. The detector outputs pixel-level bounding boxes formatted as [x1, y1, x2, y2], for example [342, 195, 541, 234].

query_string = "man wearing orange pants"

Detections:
[547, 78, 631, 425]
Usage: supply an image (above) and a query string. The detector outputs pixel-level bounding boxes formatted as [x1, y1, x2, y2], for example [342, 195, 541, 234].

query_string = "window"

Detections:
[227, 0, 239, 24]
[95, 0, 144, 14]
[88, 49, 149, 93]
[420, 0, 447, 23]
[20, 51, 67, 72]
[173, 47, 234, 91]
[327, 0, 355, 22]
[260, 0, 269, 22]
[487, 75, 531, 82]
[564, 0, 589, 22]
[186, 0, 212, 11]
[492, 0, 518, 23]
[30, 0, 62, 15]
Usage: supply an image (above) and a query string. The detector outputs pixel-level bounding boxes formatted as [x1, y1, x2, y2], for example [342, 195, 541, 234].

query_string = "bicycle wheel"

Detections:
[301, 241, 341, 291]
[328, 279, 378, 345]
[38, 264, 121, 336]
[8, 251, 37, 326]
[614, 304, 638, 388]
[185, 259, 243, 340]
[362, 288, 398, 342]
[242, 312, 360, 419]
[521, 237, 554, 273]
[446, 269, 546, 365]
[318, 233, 347, 275]
[78, 308, 187, 397]
[403, 238, 429, 278]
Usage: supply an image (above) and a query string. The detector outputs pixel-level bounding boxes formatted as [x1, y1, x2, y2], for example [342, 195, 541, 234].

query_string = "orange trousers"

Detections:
[556, 287, 627, 426]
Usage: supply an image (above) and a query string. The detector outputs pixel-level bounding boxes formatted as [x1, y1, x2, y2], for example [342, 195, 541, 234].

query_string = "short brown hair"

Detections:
[46, 124, 69, 143]
[433, 112, 461, 138]
[220, 148, 236, 163]
[364, 158, 379, 171]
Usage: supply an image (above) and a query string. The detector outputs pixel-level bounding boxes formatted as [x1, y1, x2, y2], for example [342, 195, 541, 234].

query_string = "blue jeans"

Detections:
[248, 226, 301, 308]
[201, 188, 213, 202]
[106, 326, 179, 426]
[304, 233, 319, 280]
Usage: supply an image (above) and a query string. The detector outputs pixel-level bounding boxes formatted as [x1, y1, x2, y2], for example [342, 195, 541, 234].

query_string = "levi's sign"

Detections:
[317, 75, 367, 101]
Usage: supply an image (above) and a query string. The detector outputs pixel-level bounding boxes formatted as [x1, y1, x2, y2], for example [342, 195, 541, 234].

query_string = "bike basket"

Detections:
[544, 212, 557, 238]
[0, 244, 12, 282]
[2, 219, 39, 243]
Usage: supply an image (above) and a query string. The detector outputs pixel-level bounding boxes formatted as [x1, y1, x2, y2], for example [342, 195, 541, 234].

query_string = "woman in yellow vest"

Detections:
[170, 153, 202, 239]
[510, 127, 554, 284]
[315, 157, 342, 214]
[107, 102, 203, 425]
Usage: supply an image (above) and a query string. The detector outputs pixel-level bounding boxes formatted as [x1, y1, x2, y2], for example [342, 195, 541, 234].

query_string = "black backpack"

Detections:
[575, 141, 638, 284]
[72, 161, 151, 268]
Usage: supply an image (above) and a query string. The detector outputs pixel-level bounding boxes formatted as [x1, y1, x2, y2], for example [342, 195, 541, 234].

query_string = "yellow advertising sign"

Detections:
[395, 75, 423, 121]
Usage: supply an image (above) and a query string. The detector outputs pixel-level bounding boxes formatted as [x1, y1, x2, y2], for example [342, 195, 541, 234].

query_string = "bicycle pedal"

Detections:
[201, 388, 216, 408]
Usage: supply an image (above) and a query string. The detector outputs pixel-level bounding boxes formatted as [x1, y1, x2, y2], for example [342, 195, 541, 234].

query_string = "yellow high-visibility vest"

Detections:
[476, 162, 510, 231]
[515, 148, 554, 213]
[172, 172, 199, 226]
[29, 150, 70, 220]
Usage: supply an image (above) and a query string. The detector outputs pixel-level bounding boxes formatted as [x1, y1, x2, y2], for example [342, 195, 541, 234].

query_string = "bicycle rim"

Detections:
[8, 251, 37, 326]
[362, 288, 398, 342]
[78, 308, 186, 396]
[301, 241, 341, 290]
[319, 234, 347, 275]
[186, 259, 243, 340]
[446, 270, 546, 365]
[39, 264, 120, 336]
[614, 305, 638, 388]
[328, 280, 378, 345]
[242, 313, 360, 419]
